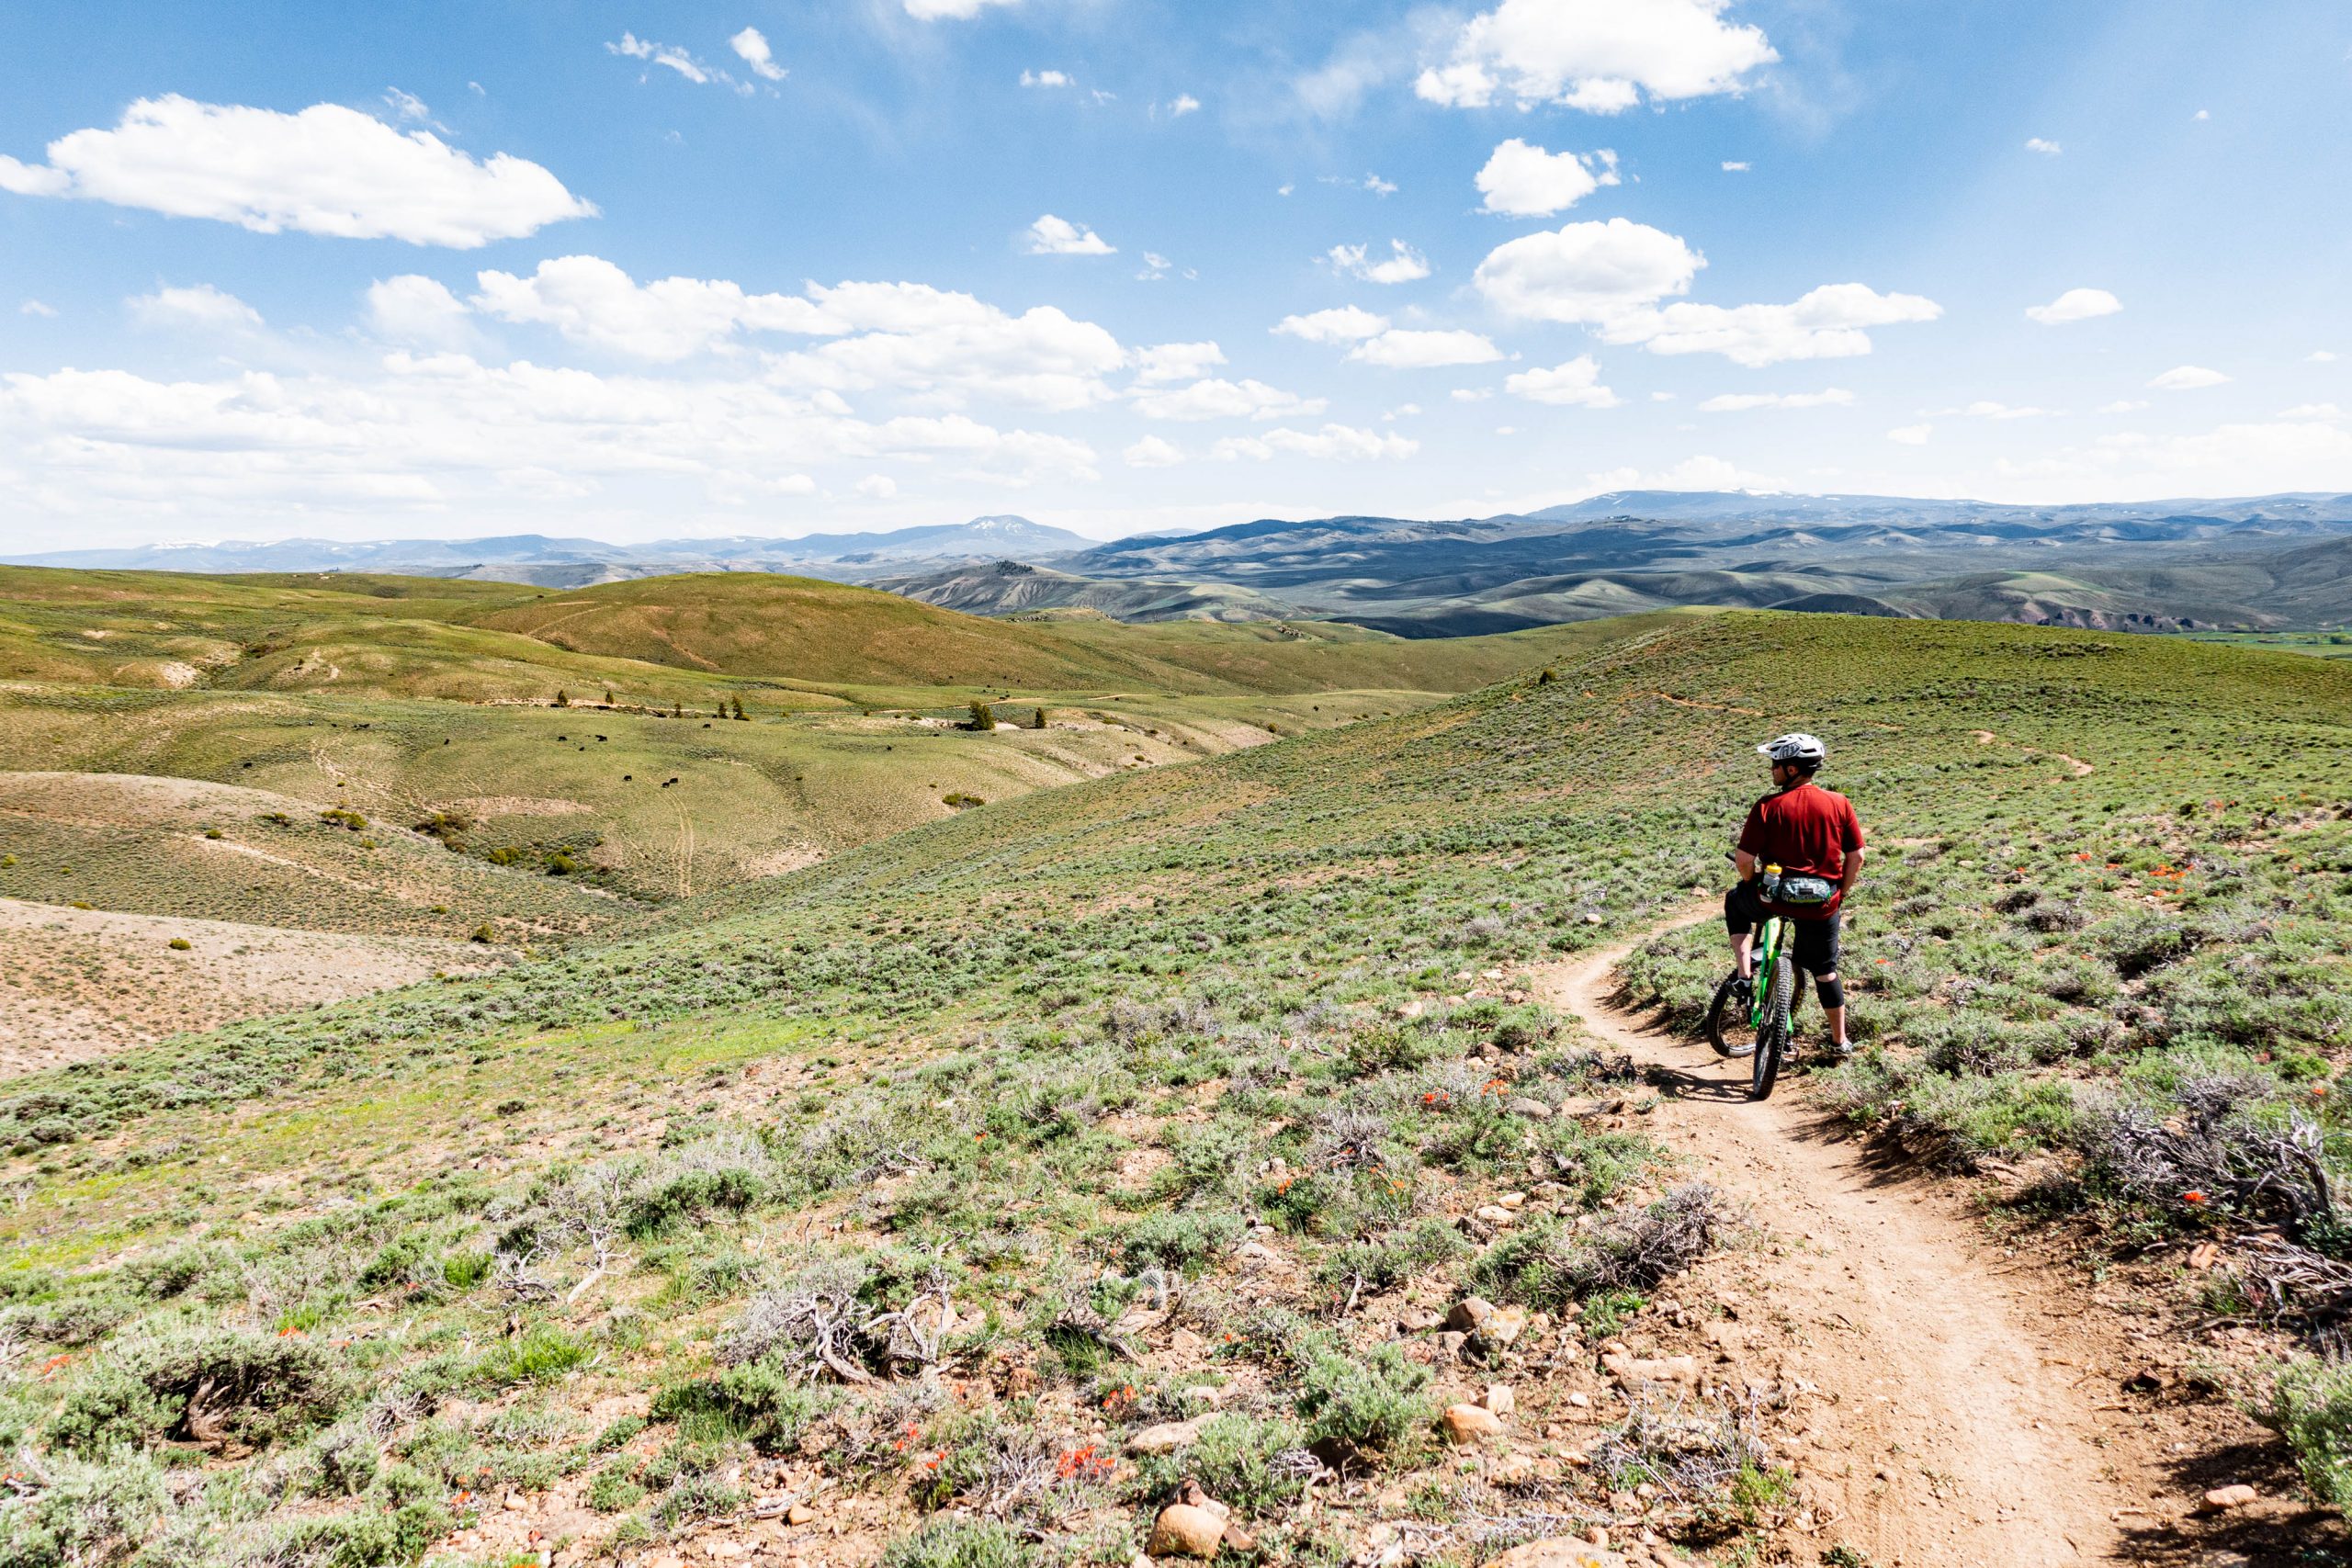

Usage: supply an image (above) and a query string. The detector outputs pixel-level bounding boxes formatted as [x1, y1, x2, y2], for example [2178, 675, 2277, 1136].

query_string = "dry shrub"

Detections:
[2077, 1077, 2339, 1241]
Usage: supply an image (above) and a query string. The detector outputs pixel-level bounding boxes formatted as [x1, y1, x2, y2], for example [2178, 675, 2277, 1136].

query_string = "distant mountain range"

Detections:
[1050, 491, 2352, 634]
[12, 491, 2352, 634]
[5, 514, 1092, 587]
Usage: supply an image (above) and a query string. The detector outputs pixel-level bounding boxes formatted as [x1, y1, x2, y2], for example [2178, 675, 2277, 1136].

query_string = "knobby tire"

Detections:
[1704, 973, 1741, 1057]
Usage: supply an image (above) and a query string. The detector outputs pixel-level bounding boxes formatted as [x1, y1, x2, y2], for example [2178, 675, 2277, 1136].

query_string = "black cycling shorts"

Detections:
[1723, 882, 1841, 975]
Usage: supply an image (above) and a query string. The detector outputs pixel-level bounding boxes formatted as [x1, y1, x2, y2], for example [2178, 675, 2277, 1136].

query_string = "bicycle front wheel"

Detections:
[1750, 953, 1792, 1100]
[1703, 973, 1743, 1057]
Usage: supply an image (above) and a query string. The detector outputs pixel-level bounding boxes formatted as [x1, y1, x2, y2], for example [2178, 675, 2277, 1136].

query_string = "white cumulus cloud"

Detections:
[19, 299, 57, 317]
[0, 355, 1098, 532]
[1124, 435, 1185, 467]
[1417, 0, 1777, 113]
[1020, 70, 1072, 88]
[1505, 356, 1620, 408]
[1271, 306, 1390, 344]
[2025, 137, 2062, 155]
[1600, 283, 1942, 367]
[2150, 365, 2231, 390]
[1132, 342, 1227, 384]
[0, 95, 594, 247]
[1329, 240, 1432, 284]
[770, 281, 1129, 412]
[2026, 288, 2120, 325]
[365, 275, 474, 347]
[1130, 378, 1327, 422]
[1475, 140, 1619, 217]
[1212, 423, 1417, 462]
[1024, 214, 1114, 255]
[128, 283, 264, 333]
[470, 255, 838, 360]
[462, 260, 1127, 412]
[730, 28, 787, 81]
[1348, 329, 1503, 368]
[1166, 94, 1202, 117]
[1474, 217, 1703, 324]
[1697, 388, 1854, 412]
[1886, 423, 1931, 445]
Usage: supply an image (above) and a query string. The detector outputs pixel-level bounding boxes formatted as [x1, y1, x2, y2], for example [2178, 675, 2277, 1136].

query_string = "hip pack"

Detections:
[1765, 872, 1837, 907]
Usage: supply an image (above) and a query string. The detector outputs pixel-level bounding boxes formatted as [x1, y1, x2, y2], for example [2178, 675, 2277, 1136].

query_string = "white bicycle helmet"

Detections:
[1757, 732, 1827, 765]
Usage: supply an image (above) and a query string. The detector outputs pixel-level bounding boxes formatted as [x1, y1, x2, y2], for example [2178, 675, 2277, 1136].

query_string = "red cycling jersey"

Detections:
[1737, 780, 1865, 919]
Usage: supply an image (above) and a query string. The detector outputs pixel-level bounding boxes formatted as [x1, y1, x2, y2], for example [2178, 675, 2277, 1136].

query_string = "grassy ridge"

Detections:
[0, 568, 1698, 923]
[0, 682, 1431, 912]
[0, 564, 1702, 704]
[4, 613, 2349, 1564]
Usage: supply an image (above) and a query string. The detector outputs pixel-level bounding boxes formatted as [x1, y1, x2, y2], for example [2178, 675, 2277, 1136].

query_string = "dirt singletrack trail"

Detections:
[1531, 914, 2135, 1566]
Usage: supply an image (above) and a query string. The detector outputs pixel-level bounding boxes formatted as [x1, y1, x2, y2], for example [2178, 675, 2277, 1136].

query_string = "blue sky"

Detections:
[2, 0, 2347, 548]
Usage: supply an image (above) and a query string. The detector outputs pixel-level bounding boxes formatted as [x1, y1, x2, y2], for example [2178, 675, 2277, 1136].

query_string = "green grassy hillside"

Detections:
[1043, 610, 1705, 694]
[0, 682, 1425, 912]
[5, 613, 2347, 1564]
[0, 769, 614, 938]
[0, 570, 1696, 927]
[0, 565, 1703, 704]
[463, 573, 1170, 690]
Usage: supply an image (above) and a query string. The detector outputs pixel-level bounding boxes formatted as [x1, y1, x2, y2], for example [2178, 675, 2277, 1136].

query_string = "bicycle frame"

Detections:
[1747, 914, 1790, 1029]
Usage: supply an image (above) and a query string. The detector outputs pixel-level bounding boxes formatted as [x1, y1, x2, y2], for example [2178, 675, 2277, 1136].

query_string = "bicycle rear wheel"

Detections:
[1750, 953, 1792, 1100]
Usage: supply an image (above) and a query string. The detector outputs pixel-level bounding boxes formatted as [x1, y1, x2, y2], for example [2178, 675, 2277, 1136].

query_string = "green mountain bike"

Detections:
[1702, 882, 1808, 1101]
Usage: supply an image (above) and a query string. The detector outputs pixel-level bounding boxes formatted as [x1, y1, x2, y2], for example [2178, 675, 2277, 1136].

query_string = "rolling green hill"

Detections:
[0, 570, 1702, 920]
[4, 612, 2346, 1564]
[0, 570, 1690, 1058]
[462, 572, 1170, 690]
[0, 564, 1699, 701]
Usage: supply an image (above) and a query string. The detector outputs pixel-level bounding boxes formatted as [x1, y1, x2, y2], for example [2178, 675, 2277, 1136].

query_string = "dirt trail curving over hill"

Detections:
[1532, 915, 2132, 1566]
[1972, 728, 2096, 777]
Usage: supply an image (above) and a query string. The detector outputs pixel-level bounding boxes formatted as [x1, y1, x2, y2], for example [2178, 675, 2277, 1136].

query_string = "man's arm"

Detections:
[1735, 801, 1765, 881]
[1838, 845, 1865, 897]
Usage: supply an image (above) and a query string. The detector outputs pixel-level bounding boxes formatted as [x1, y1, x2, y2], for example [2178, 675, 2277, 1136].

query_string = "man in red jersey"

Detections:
[1724, 733, 1866, 1059]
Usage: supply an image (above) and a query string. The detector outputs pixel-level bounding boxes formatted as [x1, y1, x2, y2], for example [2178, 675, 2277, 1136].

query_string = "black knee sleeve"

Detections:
[1815, 974, 1845, 1010]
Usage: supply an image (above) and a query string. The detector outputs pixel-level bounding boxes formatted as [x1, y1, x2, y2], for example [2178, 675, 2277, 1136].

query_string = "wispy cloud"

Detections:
[1024, 214, 1114, 255]
[1699, 389, 1854, 412]
[1328, 240, 1430, 285]
[2026, 288, 2120, 325]
[729, 28, 786, 82]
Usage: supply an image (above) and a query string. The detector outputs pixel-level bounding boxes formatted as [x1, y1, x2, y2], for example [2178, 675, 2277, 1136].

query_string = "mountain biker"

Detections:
[1724, 733, 1865, 1060]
